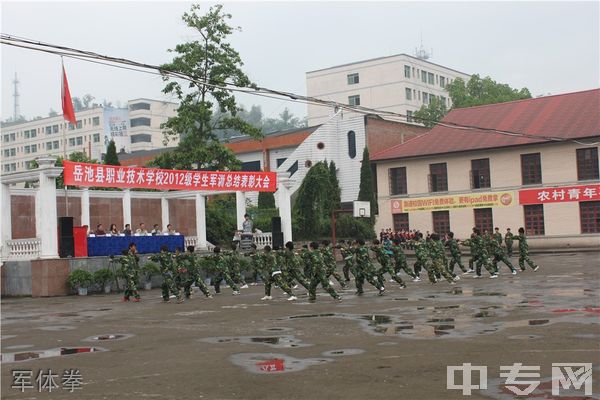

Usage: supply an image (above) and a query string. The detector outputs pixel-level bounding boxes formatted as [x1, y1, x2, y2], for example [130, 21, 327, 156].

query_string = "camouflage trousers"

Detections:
[519, 254, 538, 271]
[475, 256, 496, 276]
[354, 267, 382, 293]
[377, 261, 405, 287]
[265, 272, 294, 297]
[394, 255, 416, 278]
[124, 275, 140, 300]
[213, 271, 239, 293]
[162, 273, 180, 301]
[448, 254, 468, 273]
[493, 254, 516, 273]
[342, 261, 354, 281]
[429, 260, 455, 283]
[184, 275, 211, 298]
[326, 263, 346, 288]
[308, 271, 339, 300]
[286, 268, 311, 291]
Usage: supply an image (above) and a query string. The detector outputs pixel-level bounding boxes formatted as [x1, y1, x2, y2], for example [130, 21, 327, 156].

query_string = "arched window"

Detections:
[347, 130, 356, 159]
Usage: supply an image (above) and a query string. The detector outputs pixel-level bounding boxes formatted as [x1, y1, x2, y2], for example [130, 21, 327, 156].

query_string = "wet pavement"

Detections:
[1, 252, 599, 399]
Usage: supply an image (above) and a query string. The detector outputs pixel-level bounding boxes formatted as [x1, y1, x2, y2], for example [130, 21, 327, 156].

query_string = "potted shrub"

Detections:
[67, 269, 93, 296]
[141, 262, 160, 290]
[93, 268, 114, 294]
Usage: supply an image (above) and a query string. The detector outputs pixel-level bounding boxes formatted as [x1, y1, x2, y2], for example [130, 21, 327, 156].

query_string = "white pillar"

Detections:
[38, 164, 59, 259]
[161, 195, 169, 231]
[276, 175, 293, 244]
[1, 183, 12, 243]
[235, 191, 247, 231]
[195, 193, 207, 250]
[123, 189, 131, 229]
[81, 188, 90, 228]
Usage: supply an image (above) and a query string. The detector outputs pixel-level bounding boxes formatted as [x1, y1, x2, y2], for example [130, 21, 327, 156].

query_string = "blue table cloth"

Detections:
[87, 235, 185, 256]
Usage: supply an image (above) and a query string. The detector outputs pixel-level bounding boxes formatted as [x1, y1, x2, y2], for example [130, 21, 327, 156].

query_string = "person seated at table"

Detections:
[136, 222, 148, 236]
[123, 224, 132, 236]
[109, 224, 119, 235]
[95, 224, 106, 236]
[151, 224, 161, 236]
[164, 224, 177, 235]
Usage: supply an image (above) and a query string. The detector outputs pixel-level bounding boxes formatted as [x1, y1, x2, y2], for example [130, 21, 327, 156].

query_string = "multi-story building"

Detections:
[371, 89, 600, 248]
[306, 53, 470, 126]
[1, 98, 177, 175]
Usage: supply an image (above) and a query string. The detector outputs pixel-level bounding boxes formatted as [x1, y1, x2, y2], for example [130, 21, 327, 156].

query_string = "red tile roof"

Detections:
[371, 89, 600, 161]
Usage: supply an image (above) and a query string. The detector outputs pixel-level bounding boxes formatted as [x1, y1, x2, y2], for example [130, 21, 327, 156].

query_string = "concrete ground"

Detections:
[1, 252, 599, 400]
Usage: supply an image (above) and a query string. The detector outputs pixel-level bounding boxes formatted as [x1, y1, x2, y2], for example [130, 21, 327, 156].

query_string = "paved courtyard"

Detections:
[1, 252, 599, 399]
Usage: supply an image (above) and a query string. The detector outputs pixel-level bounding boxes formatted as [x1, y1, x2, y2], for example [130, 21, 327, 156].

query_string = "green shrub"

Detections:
[335, 214, 375, 241]
[67, 269, 93, 289]
[93, 268, 114, 288]
[141, 262, 161, 282]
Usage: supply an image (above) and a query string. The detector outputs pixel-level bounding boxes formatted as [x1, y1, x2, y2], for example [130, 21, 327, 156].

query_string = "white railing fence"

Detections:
[254, 232, 272, 249]
[3, 238, 41, 261]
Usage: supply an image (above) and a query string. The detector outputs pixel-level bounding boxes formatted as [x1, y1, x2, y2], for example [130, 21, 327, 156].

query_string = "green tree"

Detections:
[327, 161, 341, 214]
[447, 74, 531, 109]
[357, 147, 377, 224]
[293, 161, 331, 238]
[413, 96, 448, 128]
[152, 4, 262, 170]
[104, 140, 120, 166]
[257, 191, 276, 209]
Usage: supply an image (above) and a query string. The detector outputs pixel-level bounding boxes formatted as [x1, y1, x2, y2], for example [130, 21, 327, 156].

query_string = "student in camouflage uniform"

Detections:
[300, 245, 313, 278]
[283, 241, 311, 291]
[445, 232, 469, 274]
[261, 245, 297, 301]
[120, 245, 141, 302]
[493, 227, 503, 245]
[246, 243, 263, 285]
[225, 248, 249, 289]
[391, 239, 417, 280]
[413, 233, 433, 282]
[338, 240, 354, 282]
[429, 234, 458, 284]
[354, 239, 385, 296]
[173, 247, 189, 303]
[212, 246, 240, 295]
[514, 227, 540, 272]
[460, 233, 478, 273]
[488, 238, 517, 275]
[307, 242, 341, 301]
[182, 246, 213, 299]
[371, 240, 406, 288]
[149, 245, 179, 302]
[504, 228, 514, 257]
[321, 240, 347, 289]
[471, 228, 498, 279]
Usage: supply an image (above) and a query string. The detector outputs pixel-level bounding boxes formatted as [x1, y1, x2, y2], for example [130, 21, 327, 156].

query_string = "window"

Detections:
[440, 76, 446, 88]
[131, 133, 152, 143]
[389, 167, 407, 195]
[404, 65, 411, 78]
[422, 92, 429, 104]
[53, 141, 59, 149]
[68, 123, 75, 131]
[347, 73, 359, 85]
[52, 125, 58, 133]
[393, 213, 409, 231]
[31, 144, 37, 153]
[429, 163, 448, 192]
[576, 147, 599, 181]
[45, 126, 52, 134]
[46, 141, 53, 150]
[76, 120, 82, 129]
[24, 130, 30, 139]
[130, 102, 151, 111]
[69, 138, 76, 146]
[421, 70, 427, 83]
[405, 88, 412, 100]
[287, 160, 298, 177]
[474, 208, 494, 234]
[348, 95, 360, 106]
[10, 148, 15, 157]
[276, 158, 287, 168]
[241, 160, 261, 171]
[428, 72, 434, 84]
[524, 204, 545, 235]
[3, 134, 8, 142]
[406, 110, 413, 123]
[93, 133, 100, 143]
[521, 153, 542, 185]
[471, 158, 491, 189]
[92, 117, 100, 126]
[10, 133, 15, 141]
[580, 201, 600, 233]
[130, 117, 151, 127]
[440, 96, 447, 106]
[347, 130, 357, 158]
[432, 211, 450, 235]
[76, 136, 83, 146]
[24, 145, 30, 154]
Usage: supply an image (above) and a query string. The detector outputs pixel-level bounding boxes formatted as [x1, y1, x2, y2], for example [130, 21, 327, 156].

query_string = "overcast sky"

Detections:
[1, 1, 598, 122]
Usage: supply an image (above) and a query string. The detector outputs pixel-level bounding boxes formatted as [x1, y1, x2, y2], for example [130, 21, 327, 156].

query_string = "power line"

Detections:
[1, 33, 598, 146]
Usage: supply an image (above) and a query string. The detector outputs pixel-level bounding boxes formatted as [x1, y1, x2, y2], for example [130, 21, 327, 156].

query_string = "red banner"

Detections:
[519, 184, 600, 205]
[63, 160, 277, 192]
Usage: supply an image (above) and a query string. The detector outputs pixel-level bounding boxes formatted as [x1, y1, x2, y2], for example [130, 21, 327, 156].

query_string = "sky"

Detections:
[1, 1, 599, 122]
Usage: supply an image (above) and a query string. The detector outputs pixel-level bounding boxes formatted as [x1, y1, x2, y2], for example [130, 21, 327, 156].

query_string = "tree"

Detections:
[262, 108, 307, 133]
[82, 94, 95, 109]
[357, 147, 377, 224]
[327, 161, 341, 214]
[413, 96, 448, 128]
[151, 4, 262, 170]
[293, 161, 331, 238]
[104, 140, 121, 166]
[447, 74, 531, 109]
[48, 109, 58, 117]
[72, 97, 84, 112]
[257, 191, 276, 209]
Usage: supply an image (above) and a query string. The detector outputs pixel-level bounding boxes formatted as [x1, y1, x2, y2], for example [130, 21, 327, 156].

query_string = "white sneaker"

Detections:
[328, 280, 334, 286]
[533, 266, 539, 271]
[453, 276, 460, 281]
[250, 282, 258, 286]
[511, 270, 517, 275]
[240, 284, 249, 289]
[412, 277, 421, 282]
[490, 275, 498, 279]
[287, 295, 297, 301]
[388, 279, 395, 283]
[292, 285, 299, 289]
[465, 269, 475, 274]
[473, 275, 482, 279]
[261, 295, 272, 300]
[232, 291, 241, 295]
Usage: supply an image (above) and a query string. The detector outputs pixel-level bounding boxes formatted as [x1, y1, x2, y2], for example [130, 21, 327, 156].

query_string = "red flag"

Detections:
[61, 62, 77, 126]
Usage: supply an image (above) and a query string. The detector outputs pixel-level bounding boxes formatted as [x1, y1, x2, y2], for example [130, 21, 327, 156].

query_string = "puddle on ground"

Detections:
[259, 327, 294, 333]
[1, 335, 17, 340]
[377, 342, 398, 346]
[221, 304, 269, 309]
[230, 353, 333, 374]
[82, 333, 134, 342]
[200, 335, 311, 348]
[4, 345, 34, 350]
[508, 334, 543, 340]
[321, 348, 365, 357]
[37, 325, 76, 331]
[175, 310, 216, 316]
[2, 347, 107, 363]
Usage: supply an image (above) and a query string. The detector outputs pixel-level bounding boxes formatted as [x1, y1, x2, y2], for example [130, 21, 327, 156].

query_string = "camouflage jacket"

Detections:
[445, 238, 461, 257]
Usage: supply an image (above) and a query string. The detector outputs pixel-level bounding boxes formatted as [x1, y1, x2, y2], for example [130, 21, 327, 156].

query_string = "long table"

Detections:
[87, 235, 185, 257]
